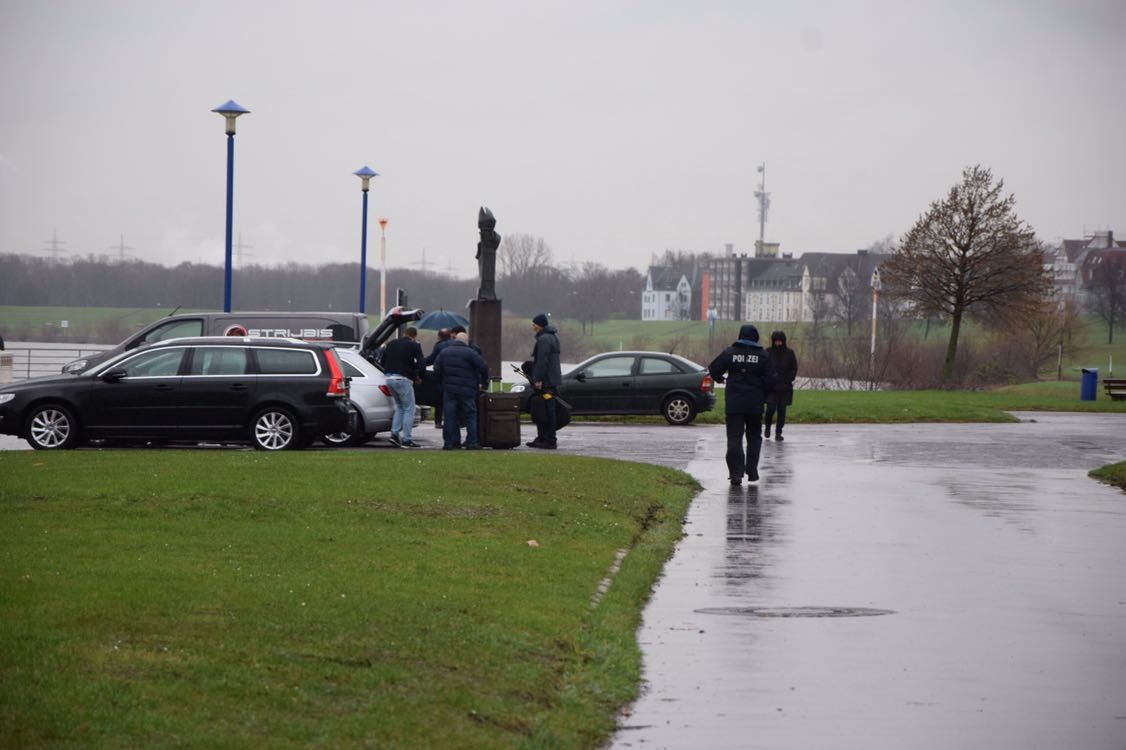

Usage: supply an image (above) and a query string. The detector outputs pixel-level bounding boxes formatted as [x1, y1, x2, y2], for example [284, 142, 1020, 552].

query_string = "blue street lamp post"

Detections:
[354, 166, 378, 314]
[212, 100, 250, 313]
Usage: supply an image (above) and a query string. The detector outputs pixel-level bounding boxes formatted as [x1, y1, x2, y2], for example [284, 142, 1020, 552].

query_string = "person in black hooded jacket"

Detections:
[708, 323, 776, 485]
[764, 330, 798, 441]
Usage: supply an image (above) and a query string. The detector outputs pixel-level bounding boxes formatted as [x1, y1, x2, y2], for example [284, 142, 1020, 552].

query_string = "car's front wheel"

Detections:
[26, 403, 81, 450]
[252, 407, 300, 450]
[662, 395, 697, 426]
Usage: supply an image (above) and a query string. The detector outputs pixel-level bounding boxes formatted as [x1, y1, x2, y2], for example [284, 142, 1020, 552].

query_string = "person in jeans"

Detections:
[434, 332, 489, 450]
[527, 313, 562, 449]
[380, 326, 425, 448]
[708, 323, 775, 485]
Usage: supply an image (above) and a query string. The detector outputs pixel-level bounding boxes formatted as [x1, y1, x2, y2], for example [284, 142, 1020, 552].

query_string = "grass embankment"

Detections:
[0, 451, 698, 748]
[1090, 462, 1126, 493]
[661, 380, 1126, 426]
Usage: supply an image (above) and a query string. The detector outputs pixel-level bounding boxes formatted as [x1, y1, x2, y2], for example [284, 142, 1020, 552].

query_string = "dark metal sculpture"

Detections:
[476, 207, 500, 301]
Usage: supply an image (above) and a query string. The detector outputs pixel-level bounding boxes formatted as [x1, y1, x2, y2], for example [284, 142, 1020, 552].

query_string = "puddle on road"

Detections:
[694, 606, 895, 618]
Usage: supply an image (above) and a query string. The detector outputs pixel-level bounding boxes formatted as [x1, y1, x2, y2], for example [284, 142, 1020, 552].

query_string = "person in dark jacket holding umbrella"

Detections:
[709, 324, 776, 485]
[764, 330, 798, 441]
[434, 332, 489, 450]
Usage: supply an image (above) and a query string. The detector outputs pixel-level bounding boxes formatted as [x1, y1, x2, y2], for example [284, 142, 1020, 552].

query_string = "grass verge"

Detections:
[1089, 462, 1126, 493]
[0, 450, 698, 748]
[584, 381, 1126, 426]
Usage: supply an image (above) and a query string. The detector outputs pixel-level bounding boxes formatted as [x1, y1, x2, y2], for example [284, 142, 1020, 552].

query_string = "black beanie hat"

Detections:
[738, 324, 760, 342]
[532, 313, 549, 327]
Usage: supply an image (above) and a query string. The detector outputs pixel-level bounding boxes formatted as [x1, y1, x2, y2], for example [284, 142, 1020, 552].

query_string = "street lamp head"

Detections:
[212, 100, 250, 135]
[378, 217, 388, 231]
[353, 165, 378, 192]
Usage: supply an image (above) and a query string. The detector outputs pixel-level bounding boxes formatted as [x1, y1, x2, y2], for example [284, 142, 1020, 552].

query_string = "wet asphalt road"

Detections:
[3, 415, 1125, 748]
[594, 414, 1126, 750]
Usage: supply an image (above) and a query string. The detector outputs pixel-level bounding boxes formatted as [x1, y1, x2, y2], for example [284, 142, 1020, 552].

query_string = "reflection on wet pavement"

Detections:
[611, 413, 1126, 750]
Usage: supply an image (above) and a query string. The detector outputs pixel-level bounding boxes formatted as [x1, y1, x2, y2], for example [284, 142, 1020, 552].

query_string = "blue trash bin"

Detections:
[1080, 368, 1098, 401]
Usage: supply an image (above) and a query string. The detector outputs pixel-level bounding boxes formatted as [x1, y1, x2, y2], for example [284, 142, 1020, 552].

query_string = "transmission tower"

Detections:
[235, 233, 255, 265]
[41, 229, 67, 262]
[109, 234, 135, 262]
[415, 248, 435, 273]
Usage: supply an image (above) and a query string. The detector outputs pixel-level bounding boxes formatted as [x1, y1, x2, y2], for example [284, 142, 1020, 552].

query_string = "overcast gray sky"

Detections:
[1, 0, 1123, 278]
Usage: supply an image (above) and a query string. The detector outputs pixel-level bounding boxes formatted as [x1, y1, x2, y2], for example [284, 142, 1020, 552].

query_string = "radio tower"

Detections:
[753, 163, 770, 257]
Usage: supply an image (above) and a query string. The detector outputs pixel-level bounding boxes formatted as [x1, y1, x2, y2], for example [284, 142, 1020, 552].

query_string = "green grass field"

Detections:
[0, 450, 698, 748]
[6, 305, 1120, 387]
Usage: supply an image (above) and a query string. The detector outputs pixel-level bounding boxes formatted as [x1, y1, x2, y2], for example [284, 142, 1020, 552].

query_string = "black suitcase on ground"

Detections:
[477, 390, 521, 449]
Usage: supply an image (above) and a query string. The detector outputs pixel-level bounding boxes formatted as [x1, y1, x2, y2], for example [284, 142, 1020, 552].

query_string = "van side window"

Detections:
[139, 319, 204, 346]
[254, 348, 319, 375]
[189, 347, 249, 376]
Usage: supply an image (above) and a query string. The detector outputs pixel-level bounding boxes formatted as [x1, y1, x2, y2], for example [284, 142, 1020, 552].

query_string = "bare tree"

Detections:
[1084, 250, 1126, 344]
[498, 233, 554, 278]
[880, 165, 1051, 384]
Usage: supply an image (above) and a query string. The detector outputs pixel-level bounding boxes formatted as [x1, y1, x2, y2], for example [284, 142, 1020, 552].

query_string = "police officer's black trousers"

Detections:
[725, 411, 763, 479]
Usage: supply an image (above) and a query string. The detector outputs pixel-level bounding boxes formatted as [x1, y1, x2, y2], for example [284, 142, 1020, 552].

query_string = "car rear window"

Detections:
[190, 347, 250, 376]
[585, 356, 635, 378]
[254, 348, 320, 375]
[639, 357, 682, 375]
[339, 359, 366, 378]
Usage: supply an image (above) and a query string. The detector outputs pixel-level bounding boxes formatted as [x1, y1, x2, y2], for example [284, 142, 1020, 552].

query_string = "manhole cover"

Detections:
[694, 606, 895, 618]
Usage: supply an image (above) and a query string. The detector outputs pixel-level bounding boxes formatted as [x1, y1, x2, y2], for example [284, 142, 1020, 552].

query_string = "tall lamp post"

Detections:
[212, 100, 250, 313]
[353, 166, 378, 314]
[378, 217, 389, 315]
[869, 267, 881, 386]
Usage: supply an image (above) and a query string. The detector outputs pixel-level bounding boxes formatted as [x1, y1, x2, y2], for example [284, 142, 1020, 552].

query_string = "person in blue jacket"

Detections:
[708, 323, 776, 485]
[433, 332, 489, 450]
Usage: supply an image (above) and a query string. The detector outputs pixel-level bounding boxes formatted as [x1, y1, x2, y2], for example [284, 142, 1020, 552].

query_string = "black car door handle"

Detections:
[154, 384, 175, 391]
[229, 384, 248, 391]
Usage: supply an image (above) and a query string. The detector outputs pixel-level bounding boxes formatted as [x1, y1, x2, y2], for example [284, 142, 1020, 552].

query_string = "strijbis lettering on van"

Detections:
[247, 328, 334, 339]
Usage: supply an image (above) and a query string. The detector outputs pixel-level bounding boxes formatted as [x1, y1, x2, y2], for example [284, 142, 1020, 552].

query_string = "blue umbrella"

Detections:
[416, 309, 469, 330]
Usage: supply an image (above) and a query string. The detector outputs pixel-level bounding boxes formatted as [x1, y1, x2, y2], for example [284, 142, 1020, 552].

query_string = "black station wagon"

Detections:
[0, 337, 351, 450]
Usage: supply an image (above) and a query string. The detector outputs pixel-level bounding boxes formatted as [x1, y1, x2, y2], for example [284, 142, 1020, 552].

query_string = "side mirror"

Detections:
[101, 368, 127, 382]
[575, 371, 587, 383]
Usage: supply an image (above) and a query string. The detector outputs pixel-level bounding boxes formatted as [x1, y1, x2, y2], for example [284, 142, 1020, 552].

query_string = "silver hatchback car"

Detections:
[321, 309, 425, 447]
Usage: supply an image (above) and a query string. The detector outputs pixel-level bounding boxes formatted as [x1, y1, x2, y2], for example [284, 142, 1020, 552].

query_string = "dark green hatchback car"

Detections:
[511, 351, 716, 425]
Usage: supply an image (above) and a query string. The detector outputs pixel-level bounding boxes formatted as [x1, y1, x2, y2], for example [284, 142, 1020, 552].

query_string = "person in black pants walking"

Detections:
[763, 330, 798, 441]
[709, 324, 775, 485]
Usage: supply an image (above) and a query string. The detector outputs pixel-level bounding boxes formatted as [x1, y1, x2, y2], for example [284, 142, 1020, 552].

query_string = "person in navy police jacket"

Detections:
[708, 323, 776, 485]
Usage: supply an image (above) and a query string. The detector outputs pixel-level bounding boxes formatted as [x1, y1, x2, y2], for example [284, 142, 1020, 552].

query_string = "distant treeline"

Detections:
[0, 253, 645, 326]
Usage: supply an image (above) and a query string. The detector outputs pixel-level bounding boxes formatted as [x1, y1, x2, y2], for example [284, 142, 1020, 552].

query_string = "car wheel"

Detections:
[252, 407, 299, 451]
[25, 403, 81, 450]
[662, 395, 697, 426]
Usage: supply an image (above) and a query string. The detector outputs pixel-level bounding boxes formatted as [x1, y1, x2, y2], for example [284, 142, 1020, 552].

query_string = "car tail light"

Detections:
[378, 385, 392, 397]
[325, 350, 348, 397]
[701, 374, 714, 392]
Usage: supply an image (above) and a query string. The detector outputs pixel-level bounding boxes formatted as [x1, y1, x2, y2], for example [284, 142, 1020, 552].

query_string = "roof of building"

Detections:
[646, 265, 694, 291]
